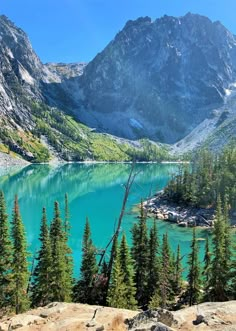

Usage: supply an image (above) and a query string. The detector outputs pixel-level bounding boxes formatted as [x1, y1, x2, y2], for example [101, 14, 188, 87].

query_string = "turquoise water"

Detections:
[0, 163, 208, 277]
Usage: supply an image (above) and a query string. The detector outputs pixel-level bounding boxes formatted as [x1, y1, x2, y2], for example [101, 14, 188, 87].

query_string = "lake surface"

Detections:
[0, 163, 208, 277]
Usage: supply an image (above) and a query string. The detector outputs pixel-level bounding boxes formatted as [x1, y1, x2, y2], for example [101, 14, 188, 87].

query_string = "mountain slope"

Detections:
[0, 15, 168, 162]
[0, 13, 236, 162]
[71, 13, 236, 144]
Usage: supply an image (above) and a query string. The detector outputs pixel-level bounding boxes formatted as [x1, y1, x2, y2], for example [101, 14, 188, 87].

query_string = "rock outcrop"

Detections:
[75, 14, 236, 144]
[0, 13, 236, 160]
[1, 301, 236, 331]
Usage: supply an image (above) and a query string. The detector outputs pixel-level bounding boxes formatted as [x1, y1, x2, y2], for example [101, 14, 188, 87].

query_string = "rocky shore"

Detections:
[0, 152, 29, 168]
[1, 301, 236, 330]
[143, 191, 215, 228]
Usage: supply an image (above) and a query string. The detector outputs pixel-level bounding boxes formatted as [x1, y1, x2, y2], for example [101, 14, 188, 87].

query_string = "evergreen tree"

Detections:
[107, 242, 127, 308]
[173, 244, 183, 295]
[11, 195, 30, 314]
[159, 233, 174, 307]
[131, 201, 149, 308]
[119, 233, 137, 309]
[208, 197, 231, 301]
[147, 221, 160, 304]
[31, 208, 53, 307]
[50, 201, 73, 302]
[73, 218, 98, 304]
[202, 236, 211, 300]
[187, 228, 201, 306]
[0, 191, 13, 311]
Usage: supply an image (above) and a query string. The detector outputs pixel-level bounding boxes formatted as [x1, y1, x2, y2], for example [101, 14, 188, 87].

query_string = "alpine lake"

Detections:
[0, 163, 208, 277]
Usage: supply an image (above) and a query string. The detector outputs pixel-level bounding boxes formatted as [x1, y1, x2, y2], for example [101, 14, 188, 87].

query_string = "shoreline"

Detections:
[143, 191, 216, 228]
[0, 151, 188, 167]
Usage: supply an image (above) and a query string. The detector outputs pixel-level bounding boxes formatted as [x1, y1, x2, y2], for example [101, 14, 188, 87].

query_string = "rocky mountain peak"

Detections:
[75, 13, 236, 143]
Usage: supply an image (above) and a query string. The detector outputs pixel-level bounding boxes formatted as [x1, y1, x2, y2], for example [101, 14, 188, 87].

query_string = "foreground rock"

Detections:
[126, 301, 236, 331]
[144, 191, 215, 228]
[1, 301, 236, 331]
[0, 302, 137, 331]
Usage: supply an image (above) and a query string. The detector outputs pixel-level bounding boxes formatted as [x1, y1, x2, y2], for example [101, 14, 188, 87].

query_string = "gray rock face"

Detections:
[0, 13, 236, 156]
[75, 13, 236, 143]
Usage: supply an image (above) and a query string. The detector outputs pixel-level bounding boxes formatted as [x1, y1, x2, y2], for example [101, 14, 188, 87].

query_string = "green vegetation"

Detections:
[0, 183, 235, 314]
[11, 195, 30, 314]
[0, 102, 170, 162]
[165, 146, 236, 210]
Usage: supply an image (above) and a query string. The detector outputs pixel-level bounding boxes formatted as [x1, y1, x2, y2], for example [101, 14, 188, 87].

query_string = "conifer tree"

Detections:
[50, 201, 73, 302]
[73, 217, 98, 304]
[119, 233, 137, 309]
[208, 197, 231, 301]
[159, 233, 174, 307]
[147, 221, 159, 303]
[187, 228, 201, 306]
[0, 191, 13, 311]
[11, 195, 30, 314]
[202, 236, 211, 300]
[131, 201, 149, 308]
[31, 208, 53, 307]
[107, 242, 127, 308]
[173, 244, 183, 295]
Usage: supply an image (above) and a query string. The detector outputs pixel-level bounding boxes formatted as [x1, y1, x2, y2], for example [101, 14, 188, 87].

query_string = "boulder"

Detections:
[125, 309, 177, 330]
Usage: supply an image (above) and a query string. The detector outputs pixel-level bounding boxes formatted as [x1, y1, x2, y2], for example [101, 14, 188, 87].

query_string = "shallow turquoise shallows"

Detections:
[0, 163, 207, 277]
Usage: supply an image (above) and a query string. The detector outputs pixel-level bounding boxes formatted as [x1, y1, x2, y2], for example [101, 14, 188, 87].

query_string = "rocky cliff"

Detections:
[74, 13, 236, 144]
[0, 13, 236, 162]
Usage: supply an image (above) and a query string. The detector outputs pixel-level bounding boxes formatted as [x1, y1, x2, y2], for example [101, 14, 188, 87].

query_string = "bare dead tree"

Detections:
[99, 162, 139, 297]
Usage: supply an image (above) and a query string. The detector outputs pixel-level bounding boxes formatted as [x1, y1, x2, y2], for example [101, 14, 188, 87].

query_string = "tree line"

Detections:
[0, 192, 235, 316]
[165, 146, 236, 209]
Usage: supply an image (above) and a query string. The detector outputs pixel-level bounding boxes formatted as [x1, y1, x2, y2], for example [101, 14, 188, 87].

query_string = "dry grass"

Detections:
[107, 314, 127, 331]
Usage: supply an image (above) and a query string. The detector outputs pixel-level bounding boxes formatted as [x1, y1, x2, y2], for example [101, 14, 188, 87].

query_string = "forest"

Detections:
[0, 189, 235, 316]
[165, 145, 236, 210]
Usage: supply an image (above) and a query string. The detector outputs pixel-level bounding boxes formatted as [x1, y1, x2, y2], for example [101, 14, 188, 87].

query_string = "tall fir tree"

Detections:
[208, 197, 231, 301]
[73, 217, 98, 304]
[0, 191, 13, 311]
[202, 236, 211, 300]
[107, 240, 127, 308]
[131, 201, 149, 308]
[11, 195, 30, 314]
[187, 228, 201, 306]
[50, 201, 73, 302]
[147, 221, 160, 304]
[119, 233, 137, 309]
[31, 208, 53, 307]
[159, 233, 174, 307]
[173, 244, 183, 295]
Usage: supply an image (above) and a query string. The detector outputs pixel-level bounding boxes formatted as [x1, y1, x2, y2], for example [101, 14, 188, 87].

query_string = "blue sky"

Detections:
[0, 0, 235, 63]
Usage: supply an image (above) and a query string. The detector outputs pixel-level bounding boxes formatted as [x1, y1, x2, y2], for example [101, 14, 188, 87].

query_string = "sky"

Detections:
[0, 0, 235, 64]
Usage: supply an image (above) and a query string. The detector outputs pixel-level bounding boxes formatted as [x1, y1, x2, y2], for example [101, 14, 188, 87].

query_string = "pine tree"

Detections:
[11, 195, 30, 314]
[50, 201, 73, 302]
[202, 236, 211, 300]
[73, 218, 98, 304]
[147, 221, 159, 304]
[0, 191, 13, 311]
[187, 228, 201, 306]
[159, 233, 174, 307]
[131, 201, 149, 308]
[173, 244, 183, 295]
[31, 208, 53, 307]
[119, 233, 137, 309]
[208, 197, 231, 301]
[107, 242, 127, 308]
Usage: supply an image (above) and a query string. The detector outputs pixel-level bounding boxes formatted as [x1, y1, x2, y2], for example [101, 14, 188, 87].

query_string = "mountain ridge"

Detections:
[0, 13, 235, 162]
